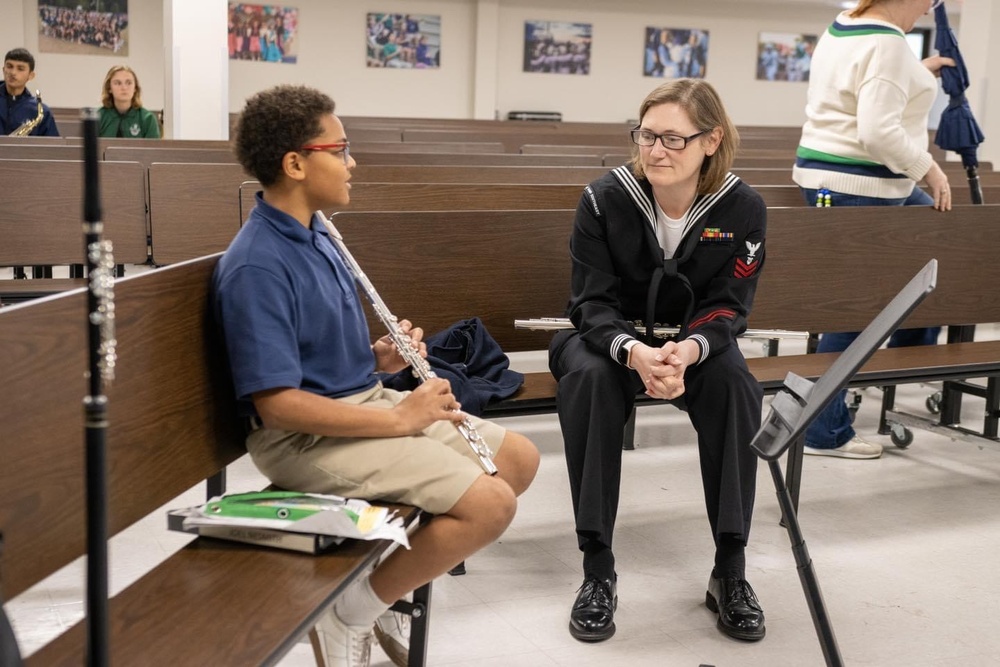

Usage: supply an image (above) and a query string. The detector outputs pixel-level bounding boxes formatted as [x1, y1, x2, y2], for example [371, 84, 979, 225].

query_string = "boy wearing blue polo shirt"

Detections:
[212, 84, 539, 667]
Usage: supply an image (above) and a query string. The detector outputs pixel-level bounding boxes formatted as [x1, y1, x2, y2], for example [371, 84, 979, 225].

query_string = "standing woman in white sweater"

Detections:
[792, 0, 955, 459]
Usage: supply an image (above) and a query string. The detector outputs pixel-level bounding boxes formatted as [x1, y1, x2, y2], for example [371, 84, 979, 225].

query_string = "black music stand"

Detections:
[750, 259, 938, 667]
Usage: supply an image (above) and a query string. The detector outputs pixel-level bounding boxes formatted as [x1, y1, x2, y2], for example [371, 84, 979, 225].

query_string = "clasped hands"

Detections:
[629, 339, 700, 400]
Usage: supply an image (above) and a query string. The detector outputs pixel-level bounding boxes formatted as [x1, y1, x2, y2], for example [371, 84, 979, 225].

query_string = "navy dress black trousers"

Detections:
[549, 330, 762, 553]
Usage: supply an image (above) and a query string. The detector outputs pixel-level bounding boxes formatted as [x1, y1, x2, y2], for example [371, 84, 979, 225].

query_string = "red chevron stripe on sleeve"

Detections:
[734, 258, 760, 278]
[688, 308, 736, 330]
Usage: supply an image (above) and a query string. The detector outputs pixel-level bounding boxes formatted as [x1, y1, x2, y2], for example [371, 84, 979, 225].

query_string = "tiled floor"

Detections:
[7, 337, 1000, 666]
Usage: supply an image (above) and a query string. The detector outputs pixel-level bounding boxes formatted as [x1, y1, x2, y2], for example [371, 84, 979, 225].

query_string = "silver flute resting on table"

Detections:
[317, 212, 498, 476]
[515, 317, 809, 340]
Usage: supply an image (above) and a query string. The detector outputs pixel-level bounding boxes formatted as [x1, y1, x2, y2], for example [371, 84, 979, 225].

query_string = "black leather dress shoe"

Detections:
[569, 576, 617, 642]
[705, 574, 765, 641]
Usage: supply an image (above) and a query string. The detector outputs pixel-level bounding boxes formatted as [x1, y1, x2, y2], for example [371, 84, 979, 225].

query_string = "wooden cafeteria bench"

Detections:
[1, 255, 431, 666]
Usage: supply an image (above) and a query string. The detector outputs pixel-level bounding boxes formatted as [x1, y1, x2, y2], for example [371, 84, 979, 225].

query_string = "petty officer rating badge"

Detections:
[734, 240, 761, 278]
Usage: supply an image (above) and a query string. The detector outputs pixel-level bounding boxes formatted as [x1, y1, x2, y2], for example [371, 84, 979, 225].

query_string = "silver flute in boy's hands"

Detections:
[317, 212, 499, 476]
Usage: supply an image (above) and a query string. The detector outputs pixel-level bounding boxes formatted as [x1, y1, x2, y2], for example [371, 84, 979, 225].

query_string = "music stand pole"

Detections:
[755, 390, 844, 667]
[750, 259, 938, 667]
[768, 457, 843, 666]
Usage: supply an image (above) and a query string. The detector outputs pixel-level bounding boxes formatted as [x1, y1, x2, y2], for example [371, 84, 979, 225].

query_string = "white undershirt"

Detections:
[654, 201, 689, 258]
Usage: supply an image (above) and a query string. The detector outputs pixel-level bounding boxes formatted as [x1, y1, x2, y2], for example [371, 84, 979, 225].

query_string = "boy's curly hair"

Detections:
[234, 85, 336, 186]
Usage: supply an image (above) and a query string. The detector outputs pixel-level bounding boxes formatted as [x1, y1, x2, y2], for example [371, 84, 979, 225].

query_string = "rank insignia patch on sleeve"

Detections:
[734, 241, 762, 278]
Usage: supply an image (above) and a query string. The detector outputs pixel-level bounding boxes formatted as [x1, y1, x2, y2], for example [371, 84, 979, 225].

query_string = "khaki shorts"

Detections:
[245, 383, 506, 515]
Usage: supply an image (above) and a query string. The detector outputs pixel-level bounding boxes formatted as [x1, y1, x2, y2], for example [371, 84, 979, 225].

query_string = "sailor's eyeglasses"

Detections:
[630, 128, 707, 151]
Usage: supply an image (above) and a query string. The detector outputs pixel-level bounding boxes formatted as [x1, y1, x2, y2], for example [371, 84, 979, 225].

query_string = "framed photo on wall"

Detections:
[523, 20, 592, 75]
[38, 0, 129, 56]
[756, 32, 817, 82]
[229, 4, 299, 64]
[366, 13, 441, 69]
[643, 27, 708, 78]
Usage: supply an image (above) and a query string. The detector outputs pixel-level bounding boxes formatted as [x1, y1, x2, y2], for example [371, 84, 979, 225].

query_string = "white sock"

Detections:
[333, 574, 389, 628]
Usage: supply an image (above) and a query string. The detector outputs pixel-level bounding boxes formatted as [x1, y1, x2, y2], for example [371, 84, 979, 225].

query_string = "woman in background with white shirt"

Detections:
[792, 0, 954, 460]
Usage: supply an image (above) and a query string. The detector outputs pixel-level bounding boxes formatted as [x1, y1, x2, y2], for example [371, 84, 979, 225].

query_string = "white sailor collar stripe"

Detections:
[611, 167, 742, 242]
[612, 166, 657, 230]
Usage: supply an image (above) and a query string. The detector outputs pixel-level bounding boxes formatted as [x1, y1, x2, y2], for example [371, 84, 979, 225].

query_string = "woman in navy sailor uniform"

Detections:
[549, 78, 767, 644]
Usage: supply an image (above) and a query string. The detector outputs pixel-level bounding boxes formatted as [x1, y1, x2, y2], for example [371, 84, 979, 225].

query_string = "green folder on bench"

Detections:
[167, 490, 410, 554]
[205, 490, 357, 522]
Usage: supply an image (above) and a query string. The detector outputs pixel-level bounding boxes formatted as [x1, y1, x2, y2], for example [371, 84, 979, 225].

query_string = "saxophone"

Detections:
[10, 90, 45, 136]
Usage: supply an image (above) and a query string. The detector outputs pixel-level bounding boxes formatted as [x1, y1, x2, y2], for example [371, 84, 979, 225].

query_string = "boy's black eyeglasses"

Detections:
[297, 142, 351, 164]
[630, 128, 706, 151]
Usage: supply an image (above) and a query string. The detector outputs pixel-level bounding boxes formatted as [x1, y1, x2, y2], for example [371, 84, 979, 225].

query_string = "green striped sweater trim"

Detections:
[827, 22, 904, 38]
[796, 146, 882, 167]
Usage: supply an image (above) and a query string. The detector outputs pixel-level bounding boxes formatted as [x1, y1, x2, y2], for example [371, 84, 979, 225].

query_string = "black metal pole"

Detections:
[940, 324, 976, 426]
[967, 165, 984, 205]
[82, 108, 110, 667]
[768, 459, 844, 667]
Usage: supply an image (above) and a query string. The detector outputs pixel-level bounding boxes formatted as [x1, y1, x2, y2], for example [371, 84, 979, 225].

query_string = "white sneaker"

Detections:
[804, 436, 883, 459]
[373, 608, 410, 667]
[316, 608, 373, 667]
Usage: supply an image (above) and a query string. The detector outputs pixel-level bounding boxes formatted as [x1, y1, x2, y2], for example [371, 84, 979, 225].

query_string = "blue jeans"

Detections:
[798, 185, 940, 448]
[800, 187, 934, 208]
